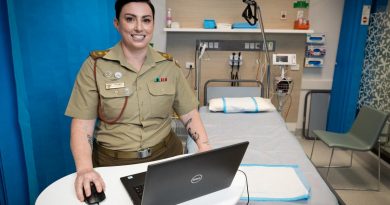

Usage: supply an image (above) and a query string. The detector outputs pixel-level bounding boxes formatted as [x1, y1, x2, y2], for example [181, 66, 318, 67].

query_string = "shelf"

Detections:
[164, 28, 314, 34]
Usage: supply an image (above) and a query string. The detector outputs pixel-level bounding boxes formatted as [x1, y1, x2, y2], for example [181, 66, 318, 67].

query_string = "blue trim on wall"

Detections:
[327, 0, 372, 132]
[0, 0, 30, 204]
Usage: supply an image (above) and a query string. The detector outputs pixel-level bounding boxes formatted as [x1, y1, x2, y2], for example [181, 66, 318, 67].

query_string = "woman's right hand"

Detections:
[74, 168, 105, 202]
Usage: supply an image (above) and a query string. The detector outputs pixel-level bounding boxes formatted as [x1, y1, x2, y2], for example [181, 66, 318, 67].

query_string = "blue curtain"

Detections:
[372, 0, 389, 12]
[5, 0, 120, 203]
[0, 1, 29, 204]
[327, 0, 372, 132]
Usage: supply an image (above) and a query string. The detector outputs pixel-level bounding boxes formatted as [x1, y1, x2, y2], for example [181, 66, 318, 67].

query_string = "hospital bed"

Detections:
[186, 79, 343, 205]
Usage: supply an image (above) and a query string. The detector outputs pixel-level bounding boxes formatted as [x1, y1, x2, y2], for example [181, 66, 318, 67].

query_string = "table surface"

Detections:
[35, 155, 246, 205]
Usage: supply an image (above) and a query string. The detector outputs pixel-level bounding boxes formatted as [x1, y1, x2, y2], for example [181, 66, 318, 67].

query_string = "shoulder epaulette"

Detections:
[89, 50, 109, 60]
[158, 51, 181, 68]
[158, 51, 174, 61]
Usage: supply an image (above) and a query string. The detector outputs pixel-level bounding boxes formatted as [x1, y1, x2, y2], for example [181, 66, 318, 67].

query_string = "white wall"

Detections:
[151, 0, 167, 52]
[295, 0, 345, 130]
[305, 0, 345, 85]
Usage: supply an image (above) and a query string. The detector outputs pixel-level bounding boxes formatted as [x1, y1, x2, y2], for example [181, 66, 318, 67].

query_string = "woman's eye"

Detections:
[125, 17, 134, 22]
[143, 18, 152, 23]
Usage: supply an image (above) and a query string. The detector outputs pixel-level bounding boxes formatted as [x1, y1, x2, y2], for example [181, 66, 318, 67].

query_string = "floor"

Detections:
[297, 136, 390, 205]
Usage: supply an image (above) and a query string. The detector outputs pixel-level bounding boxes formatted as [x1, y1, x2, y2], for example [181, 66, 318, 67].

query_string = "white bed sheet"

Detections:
[187, 107, 339, 205]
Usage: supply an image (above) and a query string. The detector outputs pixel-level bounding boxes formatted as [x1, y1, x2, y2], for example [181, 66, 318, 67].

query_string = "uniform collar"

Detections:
[103, 42, 130, 69]
[103, 41, 166, 74]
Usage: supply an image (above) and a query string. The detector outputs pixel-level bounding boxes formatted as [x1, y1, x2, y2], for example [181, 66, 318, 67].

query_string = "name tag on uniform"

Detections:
[105, 82, 125, 89]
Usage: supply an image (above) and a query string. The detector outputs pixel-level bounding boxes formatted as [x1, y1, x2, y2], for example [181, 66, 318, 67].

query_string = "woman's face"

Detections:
[115, 2, 154, 51]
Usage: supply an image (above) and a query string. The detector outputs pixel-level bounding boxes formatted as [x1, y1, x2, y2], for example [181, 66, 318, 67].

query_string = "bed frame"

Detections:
[187, 79, 345, 205]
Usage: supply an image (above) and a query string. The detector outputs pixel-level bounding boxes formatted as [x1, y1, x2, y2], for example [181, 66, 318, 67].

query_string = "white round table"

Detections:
[36, 156, 246, 205]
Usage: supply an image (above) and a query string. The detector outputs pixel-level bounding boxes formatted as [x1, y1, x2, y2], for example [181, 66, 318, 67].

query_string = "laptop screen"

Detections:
[121, 141, 249, 205]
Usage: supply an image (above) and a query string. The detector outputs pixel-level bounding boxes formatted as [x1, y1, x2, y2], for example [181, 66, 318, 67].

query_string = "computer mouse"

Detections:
[83, 182, 106, 204]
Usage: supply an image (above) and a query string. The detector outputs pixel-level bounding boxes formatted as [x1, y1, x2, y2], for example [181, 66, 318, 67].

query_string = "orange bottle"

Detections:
[294, 10, 310, 30]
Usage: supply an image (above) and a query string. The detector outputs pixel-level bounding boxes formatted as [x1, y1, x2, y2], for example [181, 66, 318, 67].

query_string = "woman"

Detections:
[65, 0, 211, 201]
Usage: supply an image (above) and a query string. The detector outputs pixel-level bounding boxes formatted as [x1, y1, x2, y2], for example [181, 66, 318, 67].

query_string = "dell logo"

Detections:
[191, 174, 203, 184]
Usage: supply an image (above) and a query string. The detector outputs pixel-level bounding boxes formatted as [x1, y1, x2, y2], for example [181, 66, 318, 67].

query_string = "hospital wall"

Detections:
[165, 0, 344, 130]
[297, 0, 345, 131]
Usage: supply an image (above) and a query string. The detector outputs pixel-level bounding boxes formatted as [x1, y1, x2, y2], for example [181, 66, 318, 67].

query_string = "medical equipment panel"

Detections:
[272, 54, 296, 66]
[195, 40, 276, 51]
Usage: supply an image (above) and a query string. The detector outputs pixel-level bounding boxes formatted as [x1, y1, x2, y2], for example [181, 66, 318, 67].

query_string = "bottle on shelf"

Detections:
[294, 10, 310, 30]
[166, 8, 172, 28]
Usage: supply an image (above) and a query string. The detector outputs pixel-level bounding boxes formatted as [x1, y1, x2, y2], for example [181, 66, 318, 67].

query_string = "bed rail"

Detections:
[302, 90, 331, 139]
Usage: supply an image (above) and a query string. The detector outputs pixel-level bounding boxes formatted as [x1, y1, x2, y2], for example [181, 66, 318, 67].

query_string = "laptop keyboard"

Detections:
[133, 184, 144, 199]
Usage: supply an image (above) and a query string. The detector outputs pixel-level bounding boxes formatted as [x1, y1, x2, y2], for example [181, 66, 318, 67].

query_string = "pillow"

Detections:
[208, 97, 276, 113]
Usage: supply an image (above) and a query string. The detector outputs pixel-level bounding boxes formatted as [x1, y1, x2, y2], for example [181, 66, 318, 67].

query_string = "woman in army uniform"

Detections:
[65, 0, 211, 201]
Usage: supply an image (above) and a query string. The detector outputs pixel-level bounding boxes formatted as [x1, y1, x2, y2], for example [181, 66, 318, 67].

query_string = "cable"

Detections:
[185, 64, 193, 79]
[284, 81, 294, 119]
[193, 44, 198, 89]
[255, 53, 266, 83]
[231, 52, 236, 86]
[284, 95, 293, 120]
[238, 169, 250, 205]
[236, 52, 241, 86]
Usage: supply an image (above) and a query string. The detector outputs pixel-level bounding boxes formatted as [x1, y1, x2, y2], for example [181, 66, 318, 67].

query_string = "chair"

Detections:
[309, 106, 389, 191]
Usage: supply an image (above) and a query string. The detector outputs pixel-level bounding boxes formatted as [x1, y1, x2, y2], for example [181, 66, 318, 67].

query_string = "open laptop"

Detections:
[120, 141, 249, 205]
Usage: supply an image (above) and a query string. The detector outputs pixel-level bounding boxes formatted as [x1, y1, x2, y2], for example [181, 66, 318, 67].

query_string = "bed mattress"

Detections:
[186, 107, 339, 205]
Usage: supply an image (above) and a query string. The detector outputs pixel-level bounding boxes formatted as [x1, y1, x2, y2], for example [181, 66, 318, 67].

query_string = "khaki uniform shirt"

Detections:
[65, 42, 198, 151]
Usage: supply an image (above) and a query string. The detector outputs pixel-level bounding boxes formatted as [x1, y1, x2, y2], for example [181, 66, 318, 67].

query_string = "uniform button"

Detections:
[114, 72, 123, 79]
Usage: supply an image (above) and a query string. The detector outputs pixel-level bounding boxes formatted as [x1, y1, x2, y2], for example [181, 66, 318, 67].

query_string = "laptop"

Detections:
[120, 141, 249, 205]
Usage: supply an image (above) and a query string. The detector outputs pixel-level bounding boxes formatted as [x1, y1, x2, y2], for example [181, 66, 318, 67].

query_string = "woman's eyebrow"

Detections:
[123, 13, 152, 18]
[123, 13, 136, 17]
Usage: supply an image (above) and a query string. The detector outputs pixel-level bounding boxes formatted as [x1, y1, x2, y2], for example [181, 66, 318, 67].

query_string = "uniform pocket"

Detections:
[147, 82, 175, 118]
[98, 87, 133, 120]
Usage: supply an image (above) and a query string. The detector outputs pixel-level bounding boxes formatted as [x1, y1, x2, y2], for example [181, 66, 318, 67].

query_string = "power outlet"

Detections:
[185, 62, 195, 69]
[291, 64, 300, 71]
[281, 11, 287, 20]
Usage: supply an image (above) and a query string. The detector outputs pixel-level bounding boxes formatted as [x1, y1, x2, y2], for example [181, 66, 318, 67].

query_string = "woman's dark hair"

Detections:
[115, 0, 155, 20]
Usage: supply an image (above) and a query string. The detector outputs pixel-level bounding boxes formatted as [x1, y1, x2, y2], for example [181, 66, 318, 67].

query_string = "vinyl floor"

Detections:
[297, 136, 390, 205]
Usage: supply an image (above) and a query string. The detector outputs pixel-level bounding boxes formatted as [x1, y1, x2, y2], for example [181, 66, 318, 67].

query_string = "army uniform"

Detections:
[65, 42, 198, 166]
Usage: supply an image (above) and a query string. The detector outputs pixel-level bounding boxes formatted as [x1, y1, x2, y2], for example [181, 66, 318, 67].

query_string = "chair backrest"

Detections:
[349, 106, 389, 149]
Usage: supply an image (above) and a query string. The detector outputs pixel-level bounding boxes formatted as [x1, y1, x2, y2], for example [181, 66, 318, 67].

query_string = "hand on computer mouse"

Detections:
[83, 182, 106, 204]
[75, 169, 105, 202]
